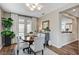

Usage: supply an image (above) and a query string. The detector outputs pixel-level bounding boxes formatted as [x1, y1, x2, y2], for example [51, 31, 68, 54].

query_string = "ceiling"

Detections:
[0, 3, 78, 18]
[63, 5, 79, 18]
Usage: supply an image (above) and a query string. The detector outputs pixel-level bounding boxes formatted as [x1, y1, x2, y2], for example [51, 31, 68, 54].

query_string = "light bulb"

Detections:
[30, 8, 34, 11]
[32, 5, 36, 9]
[26, 3, 30, 7]
[37, 6, 42, 10]
[72, 9, 76, 12]
[35, 3, 39, 6]
[26, 3, 42, 11]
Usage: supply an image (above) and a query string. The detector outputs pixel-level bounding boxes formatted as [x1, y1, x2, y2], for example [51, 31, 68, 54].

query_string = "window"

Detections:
[26, 20, 32, 33]
[19, 24, 24, 40]
[19, 17, 25, 40]
[27, 23, 32, 33]
[19, 24, 24, 33]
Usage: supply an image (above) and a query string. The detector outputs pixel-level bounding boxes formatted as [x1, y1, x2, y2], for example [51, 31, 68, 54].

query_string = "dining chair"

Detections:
[30, 33, 45, 55]
[16, 36, 29, 55]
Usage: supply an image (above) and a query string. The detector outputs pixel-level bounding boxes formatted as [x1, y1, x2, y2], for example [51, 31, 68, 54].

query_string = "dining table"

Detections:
[23, 35, 37, 54]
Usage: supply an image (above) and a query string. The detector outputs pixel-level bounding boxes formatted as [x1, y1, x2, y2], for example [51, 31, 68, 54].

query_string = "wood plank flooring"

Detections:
[0, 44, 16, 55]
[0, 41, 78, 55]
[47, 40, 79, 55]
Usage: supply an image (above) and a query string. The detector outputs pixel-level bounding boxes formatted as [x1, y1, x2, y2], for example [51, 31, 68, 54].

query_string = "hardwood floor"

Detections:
[0, 41, 78, 55]
[0, 44, 16, 55]
[47, 40, 79, 55]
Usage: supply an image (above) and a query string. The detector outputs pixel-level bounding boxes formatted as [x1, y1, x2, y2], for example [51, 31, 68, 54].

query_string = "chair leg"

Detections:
[23, 47, 29, 53]
[29, 48, 31, 54]
[17, 50, 19, 55]
[34, 52, 36, 55]
[23, 49, 25, 52]
[42, 50, 44, 55]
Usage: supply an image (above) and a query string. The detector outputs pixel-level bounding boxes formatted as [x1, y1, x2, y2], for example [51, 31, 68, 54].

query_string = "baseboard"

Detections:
[51, 43, 60, 48]
[50, 39, 77, 48]
[58, 39, 77, 48]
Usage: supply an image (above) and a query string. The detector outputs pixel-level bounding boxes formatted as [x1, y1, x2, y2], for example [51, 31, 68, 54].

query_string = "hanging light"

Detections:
[32, 4, 36, 9]
[30, 7, 34, 11]
[26, 3, 30, 7]
[72, 9, 76, 12]
[34, 3, 39, 6]
[37, 5, 42, 10]
[26, 3, 42, 11]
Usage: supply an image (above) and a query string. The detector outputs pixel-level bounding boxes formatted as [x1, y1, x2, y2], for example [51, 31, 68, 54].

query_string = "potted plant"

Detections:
[43, 27, 51, 33]
[1, 18, 15, 46]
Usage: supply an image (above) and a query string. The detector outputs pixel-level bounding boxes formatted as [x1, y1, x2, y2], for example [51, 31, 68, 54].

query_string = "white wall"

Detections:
[38, 10, 60, 47]
[59, 14, 77, 47]
[38, 5, 78, 48]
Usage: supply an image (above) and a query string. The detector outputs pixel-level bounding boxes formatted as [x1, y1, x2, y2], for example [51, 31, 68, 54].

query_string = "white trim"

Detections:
[51, 42, 60, 48]
[57, 39, 77, 48]
[50, 39, 77, 48]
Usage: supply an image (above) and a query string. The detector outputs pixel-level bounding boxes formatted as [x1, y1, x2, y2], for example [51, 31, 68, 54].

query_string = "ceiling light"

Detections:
[32, 5, 36, 9]
[73, 9, 76, 12]
[35, 3, 39, 6]
[30, 7, 34, 11]
[37, 5, 42, 10]
[26, 3, 30, 7]
[26, 3, 42, 11]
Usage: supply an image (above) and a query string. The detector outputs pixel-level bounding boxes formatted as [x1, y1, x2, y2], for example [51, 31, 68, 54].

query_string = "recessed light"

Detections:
[72, 9, 76, 12]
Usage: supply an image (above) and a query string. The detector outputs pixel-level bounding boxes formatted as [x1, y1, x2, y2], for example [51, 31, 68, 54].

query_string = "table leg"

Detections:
[28, 44, 32, 54]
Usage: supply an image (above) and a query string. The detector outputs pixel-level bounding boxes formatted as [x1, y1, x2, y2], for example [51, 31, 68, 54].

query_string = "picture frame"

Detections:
[42, 20, 49, 29]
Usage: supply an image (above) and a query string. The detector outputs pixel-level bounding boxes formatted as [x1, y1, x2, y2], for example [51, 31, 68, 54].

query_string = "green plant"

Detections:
[1, 30, 15, 38]
[1, 18, 15, 39]
[2, 18, 13, 29]
[43, 27, 50, 31]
